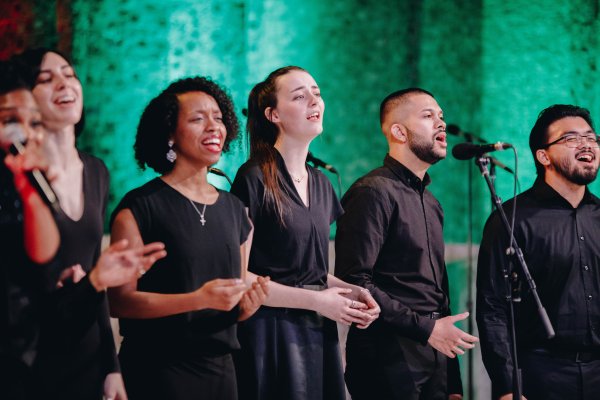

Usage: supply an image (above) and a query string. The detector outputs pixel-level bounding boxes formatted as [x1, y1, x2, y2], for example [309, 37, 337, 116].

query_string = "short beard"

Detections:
[554, 158, 598, 185]
[407, 129, 445, 165]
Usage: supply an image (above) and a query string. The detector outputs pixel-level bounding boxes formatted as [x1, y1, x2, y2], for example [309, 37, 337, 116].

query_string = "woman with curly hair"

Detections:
[109, 76, 268, 400]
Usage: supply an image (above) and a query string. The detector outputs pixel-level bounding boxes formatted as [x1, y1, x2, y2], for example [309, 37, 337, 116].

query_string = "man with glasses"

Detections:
[477, 104, 600, 400]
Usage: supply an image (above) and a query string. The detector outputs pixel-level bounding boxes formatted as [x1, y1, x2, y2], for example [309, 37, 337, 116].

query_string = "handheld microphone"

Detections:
[3, 126, 61, 213]
[307, 152, 338, 174]
[452, 142, 513, 160]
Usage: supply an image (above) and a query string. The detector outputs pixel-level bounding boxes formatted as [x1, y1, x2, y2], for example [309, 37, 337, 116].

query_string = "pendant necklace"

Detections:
[188, 199, 207, 226]
[290, 172, 307, 184]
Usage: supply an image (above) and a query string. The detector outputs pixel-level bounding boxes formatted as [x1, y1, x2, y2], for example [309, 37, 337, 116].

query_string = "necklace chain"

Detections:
[289, 172, 307, 184]
[188, 199, 207, 226]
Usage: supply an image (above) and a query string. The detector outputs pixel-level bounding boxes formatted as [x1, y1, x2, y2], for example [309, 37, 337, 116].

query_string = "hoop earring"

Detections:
[166, 140, 177, 163]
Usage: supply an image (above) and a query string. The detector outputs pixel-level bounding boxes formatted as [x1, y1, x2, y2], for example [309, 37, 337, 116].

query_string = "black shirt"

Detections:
[230, 150, 342, 287]
[335, 154, 449, 343]
[476, 178, 600, 397]
[112, 178, 252, 355]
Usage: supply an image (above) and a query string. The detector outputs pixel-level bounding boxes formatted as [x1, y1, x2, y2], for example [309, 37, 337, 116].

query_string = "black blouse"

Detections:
[112, 178, 252, 355]
[230, 150, 342, 287]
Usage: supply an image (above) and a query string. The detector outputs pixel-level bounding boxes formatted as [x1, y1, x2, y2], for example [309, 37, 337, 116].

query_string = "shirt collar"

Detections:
[384, 154, 431, 192]
[531, 177, 599, 208]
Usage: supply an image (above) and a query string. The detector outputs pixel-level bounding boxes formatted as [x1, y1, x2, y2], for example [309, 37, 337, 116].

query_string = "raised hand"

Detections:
[89, 240, 167, 291]
[238, 276, 270, 321]
[427, 312, 479, 358]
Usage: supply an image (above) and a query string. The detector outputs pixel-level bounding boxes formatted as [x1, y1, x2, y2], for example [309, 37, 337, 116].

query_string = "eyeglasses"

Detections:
[542, 133, 600, 149]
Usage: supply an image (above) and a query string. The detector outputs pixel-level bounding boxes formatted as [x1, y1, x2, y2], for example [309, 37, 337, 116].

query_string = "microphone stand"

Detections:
[474, 156, 555, 400]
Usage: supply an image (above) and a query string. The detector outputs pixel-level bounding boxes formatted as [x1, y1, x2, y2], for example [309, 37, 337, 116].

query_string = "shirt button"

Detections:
[588, 295, 593, 300]
[580, 236, 585, 241]
[584, 265, 590, 271]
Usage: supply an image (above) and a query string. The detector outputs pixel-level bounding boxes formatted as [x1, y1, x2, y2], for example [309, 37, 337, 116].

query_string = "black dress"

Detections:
[230, 151, 345, 400]
[33, 152, 119, 399]
[0, 163, 47, 399]
[111, 178, 251, 400]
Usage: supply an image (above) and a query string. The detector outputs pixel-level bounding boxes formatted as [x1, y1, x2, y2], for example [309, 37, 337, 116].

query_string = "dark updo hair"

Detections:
[12, 47, 86, 137]
[529, 104, 595, 176]
[135, 76, 240, 174]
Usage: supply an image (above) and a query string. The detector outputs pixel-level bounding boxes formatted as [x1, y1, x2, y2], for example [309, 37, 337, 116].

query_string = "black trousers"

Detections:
[521, 351, 600, 400]
[345, 325, 447, 400]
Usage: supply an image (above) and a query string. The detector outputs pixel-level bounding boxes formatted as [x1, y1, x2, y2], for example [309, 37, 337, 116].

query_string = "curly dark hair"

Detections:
[135, 76, 240, 174]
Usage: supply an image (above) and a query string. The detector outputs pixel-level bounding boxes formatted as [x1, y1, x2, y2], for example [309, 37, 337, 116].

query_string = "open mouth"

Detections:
[307, 111, 320, 121]
[434, 132, 447, 145]
[576, 152, 595, 163]
[54, 95, 76, 105]
[202, 136, 222, 152]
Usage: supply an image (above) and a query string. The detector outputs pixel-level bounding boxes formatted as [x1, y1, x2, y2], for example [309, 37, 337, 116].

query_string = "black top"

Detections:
[112, 178, 252, 356]
[230, 150, 342, 287]
[0, 163, 46, 368]
[34, 152, 117, 398]
[335, 155, 450, 343]
[477, 178, 600, 397]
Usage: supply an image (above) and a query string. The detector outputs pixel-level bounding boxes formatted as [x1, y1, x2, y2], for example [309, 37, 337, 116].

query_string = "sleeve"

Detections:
[334, 185, 435, 343]
[237, 198, 253, 244]
[476, 212, 514, 398]
[99, 296, 120, 373]
[230, 167, 262, 222]
[95, 158, 121, 374]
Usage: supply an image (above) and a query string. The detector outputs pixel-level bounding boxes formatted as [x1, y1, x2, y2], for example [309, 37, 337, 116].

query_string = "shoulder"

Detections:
[234, 159, 262, 180]
[79, 151, 108, 173]
[345, 167, 395, 199]
[218, 190, 247, 210]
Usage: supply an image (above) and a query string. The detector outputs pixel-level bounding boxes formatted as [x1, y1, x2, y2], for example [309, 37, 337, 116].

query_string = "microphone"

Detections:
[3, 126, 61, 213]
[307, 152, 338, 174]
[452, 142, 513, 160]
[208, 167, 232, 185]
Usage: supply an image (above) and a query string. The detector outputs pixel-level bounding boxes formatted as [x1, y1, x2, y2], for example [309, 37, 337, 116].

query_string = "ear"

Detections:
[536, 149, 551, 167]
[265, 107, 280, 123]
[390, 123, 407, 143]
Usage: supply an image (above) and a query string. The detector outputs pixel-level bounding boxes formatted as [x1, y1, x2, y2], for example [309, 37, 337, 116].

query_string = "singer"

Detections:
[109, 76, 268, 400]
[230, 66, 379, 400]
[477, 104, 600, 400]
[335, 88, 478, 400]
[17, 47, 165, 400]
[0, 60, 60, 399]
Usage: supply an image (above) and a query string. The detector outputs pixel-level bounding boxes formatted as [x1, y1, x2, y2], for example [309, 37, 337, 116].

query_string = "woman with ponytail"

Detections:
[231, 66, 380, 400]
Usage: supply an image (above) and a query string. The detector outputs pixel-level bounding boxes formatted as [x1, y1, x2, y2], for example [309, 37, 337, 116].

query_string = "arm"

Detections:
[108, 209, 247, 319]
[5, 147, 59, 264]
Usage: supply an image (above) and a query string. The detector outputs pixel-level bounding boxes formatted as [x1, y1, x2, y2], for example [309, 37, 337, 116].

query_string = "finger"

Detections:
[350, 300, 368, 310]
[459, 332, 479, 343]
[141, 242, 166, 255]
[450, 311, 470, 323]
[213, 278, 245, 287]
[339, 317, 353, 326]
[452, 346, 465, 355]
[458, 338, 477, 349]
[141, 250, 167, 269]
[108, 239, 129, 253]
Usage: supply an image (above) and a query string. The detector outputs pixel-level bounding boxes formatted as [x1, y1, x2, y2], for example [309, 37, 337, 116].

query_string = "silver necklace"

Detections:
[188, 199, 207, 226]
